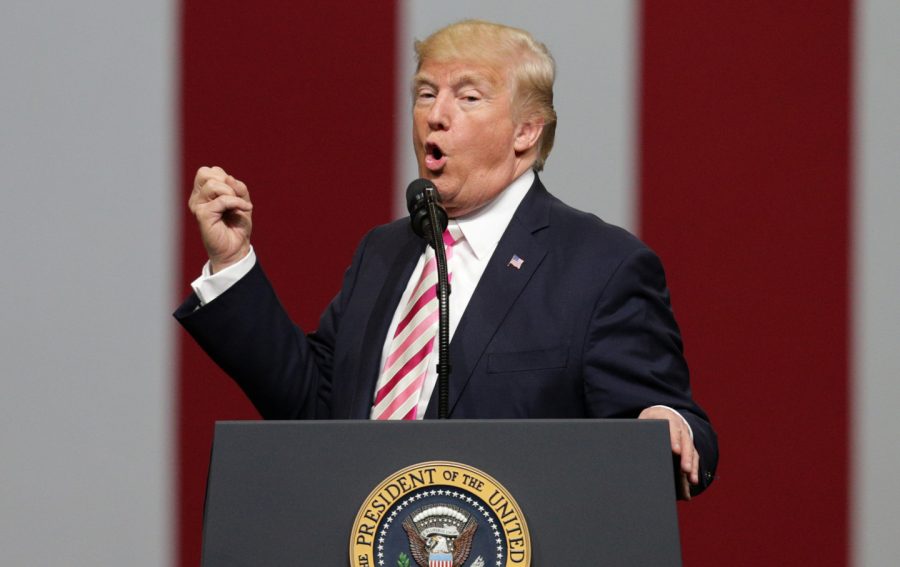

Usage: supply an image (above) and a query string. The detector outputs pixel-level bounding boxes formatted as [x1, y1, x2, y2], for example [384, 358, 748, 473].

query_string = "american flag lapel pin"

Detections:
[507, 254, 524, 270]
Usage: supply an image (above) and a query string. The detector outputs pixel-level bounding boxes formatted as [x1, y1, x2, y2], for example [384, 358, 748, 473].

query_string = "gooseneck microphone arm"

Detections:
[423, 188, 452, 419]
[405, 179, 451, 419]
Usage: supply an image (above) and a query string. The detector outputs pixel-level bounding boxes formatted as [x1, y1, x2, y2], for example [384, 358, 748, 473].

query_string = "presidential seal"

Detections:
[350, 462, 531, 567]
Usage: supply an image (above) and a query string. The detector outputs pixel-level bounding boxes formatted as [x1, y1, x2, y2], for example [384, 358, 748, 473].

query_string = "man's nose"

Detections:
[427, 94, 451, 130]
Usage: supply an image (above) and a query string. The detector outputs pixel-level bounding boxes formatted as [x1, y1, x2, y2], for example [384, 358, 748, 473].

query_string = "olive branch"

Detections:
[396, 552, 411, 567]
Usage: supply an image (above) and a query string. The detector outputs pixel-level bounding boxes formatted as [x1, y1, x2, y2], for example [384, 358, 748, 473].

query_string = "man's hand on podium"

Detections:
[639, 406, 699, 501]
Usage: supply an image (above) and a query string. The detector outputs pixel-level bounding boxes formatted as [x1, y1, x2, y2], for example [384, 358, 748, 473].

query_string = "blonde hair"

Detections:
[414, 20, 557, 171]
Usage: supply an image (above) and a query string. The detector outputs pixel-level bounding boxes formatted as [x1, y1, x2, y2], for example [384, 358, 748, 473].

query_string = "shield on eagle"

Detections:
[401, 504, 477, 567]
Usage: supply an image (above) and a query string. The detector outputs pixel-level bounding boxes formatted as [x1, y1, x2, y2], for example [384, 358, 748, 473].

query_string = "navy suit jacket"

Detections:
[176, 176, 718, 493]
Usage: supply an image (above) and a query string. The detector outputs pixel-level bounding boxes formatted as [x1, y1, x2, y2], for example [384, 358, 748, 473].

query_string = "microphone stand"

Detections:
[423, 187, 452, 419]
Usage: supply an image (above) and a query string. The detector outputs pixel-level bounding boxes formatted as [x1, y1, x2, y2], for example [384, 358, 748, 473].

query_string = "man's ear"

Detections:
[513, 117, 544, 154]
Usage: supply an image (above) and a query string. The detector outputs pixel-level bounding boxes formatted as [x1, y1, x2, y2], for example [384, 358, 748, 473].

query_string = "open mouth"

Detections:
[424, 142, 446, 171]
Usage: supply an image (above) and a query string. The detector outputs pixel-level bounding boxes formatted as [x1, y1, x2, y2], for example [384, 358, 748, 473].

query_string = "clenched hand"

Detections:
[189, 166, 253, 273]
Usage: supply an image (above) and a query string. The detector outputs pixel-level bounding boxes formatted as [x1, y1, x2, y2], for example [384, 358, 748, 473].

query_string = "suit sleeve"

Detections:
[583, 246, 718, 494]
[172, 232, 371, 420]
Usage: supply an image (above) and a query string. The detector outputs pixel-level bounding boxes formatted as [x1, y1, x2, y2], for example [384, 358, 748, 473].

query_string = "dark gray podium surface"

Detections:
[203, 420, 681, 566]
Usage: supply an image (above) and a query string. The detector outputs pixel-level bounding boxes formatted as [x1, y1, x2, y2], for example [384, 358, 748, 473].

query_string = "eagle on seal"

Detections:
[401, 504, 478, 567]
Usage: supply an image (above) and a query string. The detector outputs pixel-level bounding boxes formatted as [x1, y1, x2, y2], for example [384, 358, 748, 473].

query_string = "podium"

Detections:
[202, 420, 682, 566]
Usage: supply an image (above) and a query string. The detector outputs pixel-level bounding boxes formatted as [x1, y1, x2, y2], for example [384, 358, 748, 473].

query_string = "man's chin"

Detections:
[419, 174, 448, 197]
[417, 169, 443, 182]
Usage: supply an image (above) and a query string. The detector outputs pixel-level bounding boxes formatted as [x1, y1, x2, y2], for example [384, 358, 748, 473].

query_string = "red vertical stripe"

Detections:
[640, 3, 851, 565]
[178, 3, 396, 564]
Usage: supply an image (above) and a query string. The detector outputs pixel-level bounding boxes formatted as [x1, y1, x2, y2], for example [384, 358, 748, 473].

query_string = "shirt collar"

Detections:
[453, 170, 534, 260]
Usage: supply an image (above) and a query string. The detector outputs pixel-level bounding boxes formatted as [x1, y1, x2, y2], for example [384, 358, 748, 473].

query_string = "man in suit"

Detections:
[176, 20, 717, 497]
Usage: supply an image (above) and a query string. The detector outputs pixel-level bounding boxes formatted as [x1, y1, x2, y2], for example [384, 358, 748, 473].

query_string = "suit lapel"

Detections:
[346, 232, 425, 419]
[425, 177, 553, 418]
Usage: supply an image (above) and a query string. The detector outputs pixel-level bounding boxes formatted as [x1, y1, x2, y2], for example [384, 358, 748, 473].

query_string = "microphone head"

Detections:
[406, 178, 448, 245]
[405, 178, 436, 215]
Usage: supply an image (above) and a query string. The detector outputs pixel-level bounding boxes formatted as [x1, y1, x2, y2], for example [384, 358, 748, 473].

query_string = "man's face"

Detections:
[412, 59, 531, 218]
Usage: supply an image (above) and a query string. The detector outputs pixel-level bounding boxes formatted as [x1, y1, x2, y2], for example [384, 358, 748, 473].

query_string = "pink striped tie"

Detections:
[371, 225, 462, 420]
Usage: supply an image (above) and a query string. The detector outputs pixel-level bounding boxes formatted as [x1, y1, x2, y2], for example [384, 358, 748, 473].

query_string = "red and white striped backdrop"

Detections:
[3, 2, 898, 566]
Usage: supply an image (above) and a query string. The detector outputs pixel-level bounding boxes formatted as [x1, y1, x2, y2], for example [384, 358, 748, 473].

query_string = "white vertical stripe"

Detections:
[395, 1, 637, 231]
[853, 1, 900, 565]
[0, 1, 175, 565]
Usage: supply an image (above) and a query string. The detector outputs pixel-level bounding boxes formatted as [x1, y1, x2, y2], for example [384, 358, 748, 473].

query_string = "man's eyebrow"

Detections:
[411, 72, 494, 91]
[412, 74, 436, 89]
[451, 74, 492, 90]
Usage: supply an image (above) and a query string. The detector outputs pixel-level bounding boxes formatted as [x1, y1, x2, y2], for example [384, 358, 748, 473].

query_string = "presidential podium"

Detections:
[201, 420, 682, 566]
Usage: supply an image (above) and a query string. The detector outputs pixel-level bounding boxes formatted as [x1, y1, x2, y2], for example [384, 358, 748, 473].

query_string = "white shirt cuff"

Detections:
[190, 247, 256, 306]
[649, 405, 694, 440]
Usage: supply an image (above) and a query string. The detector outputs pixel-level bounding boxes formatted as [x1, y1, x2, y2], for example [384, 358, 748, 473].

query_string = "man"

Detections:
[176, 20, 717, 497]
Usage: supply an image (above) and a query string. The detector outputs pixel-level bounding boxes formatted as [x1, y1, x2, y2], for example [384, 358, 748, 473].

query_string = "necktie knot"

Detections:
[444, 221, 464, 247]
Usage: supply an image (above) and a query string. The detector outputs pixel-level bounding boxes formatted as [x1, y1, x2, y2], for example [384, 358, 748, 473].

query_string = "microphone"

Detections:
[405, 178, 452, 418]
[406, 178, 448, 247]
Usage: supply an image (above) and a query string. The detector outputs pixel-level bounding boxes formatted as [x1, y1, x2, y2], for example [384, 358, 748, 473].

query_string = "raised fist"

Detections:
[188, 166, 253, 273]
